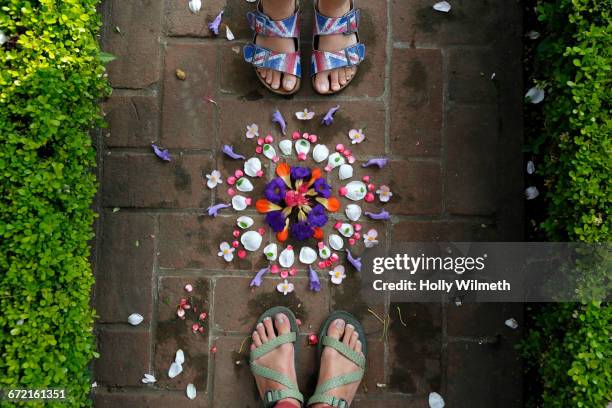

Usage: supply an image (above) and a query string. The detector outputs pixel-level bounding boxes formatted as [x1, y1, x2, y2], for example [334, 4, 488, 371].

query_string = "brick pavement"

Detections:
[93, 0, 524, 407]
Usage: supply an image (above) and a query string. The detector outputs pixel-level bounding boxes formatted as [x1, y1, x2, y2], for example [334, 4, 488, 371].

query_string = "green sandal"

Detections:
[307, 311, 367, 408]
[250, 306, 304, 408]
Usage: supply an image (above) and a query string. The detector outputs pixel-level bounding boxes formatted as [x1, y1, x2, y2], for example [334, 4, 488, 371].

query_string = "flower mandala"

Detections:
[207, 108, 392, 295]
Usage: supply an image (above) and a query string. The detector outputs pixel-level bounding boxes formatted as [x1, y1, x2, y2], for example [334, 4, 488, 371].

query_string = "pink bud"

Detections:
[324, 165, 332, 172]
[325, 259, 333, 267]
[227, 176, 236, 185]
[338, 187, 348, 196]
[271, 264, 280, 274]
[343, 149, 352, 157]
[353, 232, 361, 240]
[179, 298, 188, 306]
[264, 135, 274, 144]
[184, 284, 193, 293]
[298, 152, 307, 161]
[317, 241, 325, 249]
[308, 134, 318, 143]
[302, 133, 309, 139]
[334, 222, 342, 229]
[289, 267, 297, 276]
[336, 144, 345, 152]
[257, 227, 266, 235]
[354, 223, 362, 232]
[287, 245, 293, 250]
[318, 261, 326, 269]
[292, 131, 300, 140]
[368, 183, 375, 191]
[308, 334, 319, 345]
[256, 137, 264, 146]
[210, 346, 218, 354]
[238, 249, 247, 259]
[199, 312, 207, 321]
[255, 146, 263, 154]
[233, 230, 240, 238]
[365, 193, 375, 202]
[256, 170, 264, 177]
[234, 169, 244, 178]
[231, 240, 239, 248]
[280, 270, 289, 279]
[348, 238, 356, 245]
[199, 326, 205, 333]
[362, 175, 371, 183]
[245, 197, 252, 205]
[330, 253, 340, 262]
[296, 319, 302, 326]
[347, 156, 356, 164]
[227, 188, 236, 196]
[272, 156, 280, 163]
[192, 323, 200, 332]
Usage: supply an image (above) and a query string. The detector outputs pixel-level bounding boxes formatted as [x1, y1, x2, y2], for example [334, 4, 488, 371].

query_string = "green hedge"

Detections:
[0, 1, 108, 406]
[523, 1, 611, 407]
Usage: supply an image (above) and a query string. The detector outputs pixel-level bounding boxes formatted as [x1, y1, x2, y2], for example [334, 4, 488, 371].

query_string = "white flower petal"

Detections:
[525, 186, 539, 200]
[279, 140, 293, 156]
[226, 26, 235, 41]
[232, 195, 248, 210]
[299, 247, 317, 265]
[237, 216, 254, 229]
[241, 231, 263, 251]
[338, 164, 354, 180]
[527, 161, 535, 174]
[188, 0, 201, 13]
[345, 181, 367, 201]
[345, 204, 362, 222]
[263, 243, 278, 261]
[168, 362, 183, 378]
[433, 1, 451, 12]
[428, 392, 445, 408]
[312, 144, 330, 162]
[175, 349, 185, 365]
[223, 252, 234, 262]
[186, 383, 197, 400]
[279, 247, 295, 268]
[505, 318, 519, 329]
[142, 373, 156, 384]
[244, 157, 262, 177]
[525, 87, 545, 104]
[263, 144, 277, 160]
[526, 30, 540, 40]
[128, 313, 144, 326]
[0, 31, 7, 45]
[236, 177, 254, 192]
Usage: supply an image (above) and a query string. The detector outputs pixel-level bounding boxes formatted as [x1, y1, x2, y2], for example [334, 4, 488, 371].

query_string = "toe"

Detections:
[271, 71, 281, 89]
[330, 70, 341, 91]
[356, 340, 362, 354]
[263, 317, 276, 339]
[283, 74, 297, 92]
[349, 331, 359, 349]
[275, 313, 291, 335]
[327, 318, 346, 339]
[250, 343, 256, 351]
[258, 68, 267, 80]
[265, 70, 274, 85]
[252, 331, 262, 347]
[315, 73, 330, 94]
[343, 324, 355, 345]
[347, 66, 356, 80]
[256, 322, 268, 342]
[339, 68, 347, 86]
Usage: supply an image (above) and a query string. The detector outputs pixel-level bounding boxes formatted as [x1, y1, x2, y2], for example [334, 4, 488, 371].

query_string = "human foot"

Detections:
[313, 0, 359, 94]
[255, 0, 299, 92]
[250, 313, 301, 407]
[311, 319, 364, 407]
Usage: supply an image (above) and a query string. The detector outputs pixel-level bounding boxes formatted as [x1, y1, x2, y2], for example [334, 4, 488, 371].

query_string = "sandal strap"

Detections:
[262, 389, 304, 407]
[247, 7, 300, 38]
[244, 44, 302, 78]
[250, 332, 297, 361]
[308, 393, 351, 407]
[314, 8, 360, 35]
[310, 44, 365, 76]
[307, 372, 363, 407]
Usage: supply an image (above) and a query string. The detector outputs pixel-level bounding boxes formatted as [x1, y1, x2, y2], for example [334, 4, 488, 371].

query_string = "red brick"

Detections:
[100, 0, 161, 88]
[94, 328, 151, 387]
[161, 43, 217, 149]
[445, 105, 498, 215]
[94, 390, 208, 408]
[158, 214, 269, 271]
[392, 220, 499, 242]
[390, 49, 443, 157]
[95, 212, 155, 323]
[213, 277, 330, 333]
[102, 95, 159, 147]
[154, 277, 210, 390]
[101, 153, 212, 208]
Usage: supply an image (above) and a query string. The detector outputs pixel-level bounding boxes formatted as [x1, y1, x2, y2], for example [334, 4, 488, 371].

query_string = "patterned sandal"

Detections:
[250, 306, 304, 407]
[311, 0, 366, 95]
[307, 311, 367, 407]
[243, 1, 302, 96]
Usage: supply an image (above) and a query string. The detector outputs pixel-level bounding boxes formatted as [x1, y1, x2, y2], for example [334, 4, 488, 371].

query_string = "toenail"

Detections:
[346, 324, 354, 330]
[335, 319, 345, 328]
[263, 317, 271, 321]
[276, 314, 285, 323]
[257, 323, 264, 328]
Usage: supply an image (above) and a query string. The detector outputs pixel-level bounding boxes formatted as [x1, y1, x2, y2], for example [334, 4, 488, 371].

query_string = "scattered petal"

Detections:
[279, 140, 293, 156]
[525, 186, 539, 200]
[525, 87, 545, 104]
[328, 234, 344, 251]
[329, 265, 346, 284]
[376, 185, 393, 203]
[263, 243, 278, 261]
[207, 203, 231, 217]
[250, 267, 270, 287]
[321, 105, 340, 126]
[188, 0, 201, 13]
[363, 229, 379, 248]
[226, 26, 235, 41]
[312, 144, 330, 163]
[168, 362, 183, 379]
[345, 181, 368, 201]
[277, 279, 295, 295]
[362, 158, 388, 168]
[348, 129, 365, 144]
[206, 170, 223, 189]
[308, 266, 321, 292]
[223, 145, 245, 160]
[175, 349, 185, 365]
[244, 157, 262, 177]
[0, 30, 7, 45]
[365, 209, 390, 220]
[241, 230, 263, 251]
[208, 10, 224, 35]
[526, 30, 540, 40]
[296, 108, 315, 120]
[142, 373, 157, 384]
[428, 392, 445, 408]
[527, 161, 535, 174]
[246, 124, 259, 139]
[279, 246, 295, 268]
[152, 144, 171, 162]
[232, 195, 249, 210]
[299, 247, 317, 265]
[186, 383, 197, 400]
[128, 313, 144, 326]
[345, 204, 362, 221]
[272, 109, 287, 135]
[184, 284, 193, 293]
[346, 249, 362, 272]
[505, 318, 519, 329]
[433, 1, 451, 12]
[237, 216, 254, 229]
[217, 242, 235, 262]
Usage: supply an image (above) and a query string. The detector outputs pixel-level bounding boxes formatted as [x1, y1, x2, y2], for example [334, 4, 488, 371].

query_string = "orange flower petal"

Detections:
[326, 197, 340, 212]
[308, 168, 322, 187]
[313, 227, 324, 240]
[276, 162, 291, 178]
[277, 226, 289, 242]
[256, 199, 281, 213]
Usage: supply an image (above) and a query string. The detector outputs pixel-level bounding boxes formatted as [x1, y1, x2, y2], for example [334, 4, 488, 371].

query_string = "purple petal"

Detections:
[321, 105, 340, 126]
[249, 266, 270, 287]
[365, 209, 391, 220]
[362, 158, 388, 168]
[207, 203, 231, 217]
[208, 10, 224, 35]
[308, 266, 321, 292]
[223, 145, 245, 160]
[346, 250, 362, 272]
[272, 109, 287, 135]
[151, 144, 171, 162]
